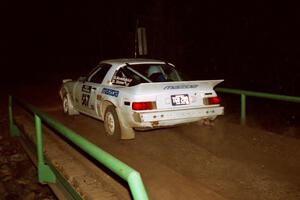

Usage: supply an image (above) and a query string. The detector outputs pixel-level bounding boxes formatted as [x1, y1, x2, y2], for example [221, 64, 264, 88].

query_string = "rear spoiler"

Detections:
[126, 80, 224, 93]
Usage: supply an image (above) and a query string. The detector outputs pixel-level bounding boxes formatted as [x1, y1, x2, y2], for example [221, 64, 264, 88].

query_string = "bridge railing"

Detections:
[215, 87, 300, 125]
[8, 95, 149, 200]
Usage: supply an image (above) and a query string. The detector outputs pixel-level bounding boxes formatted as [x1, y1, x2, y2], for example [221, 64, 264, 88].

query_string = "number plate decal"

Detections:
[171, 94, 190, 106]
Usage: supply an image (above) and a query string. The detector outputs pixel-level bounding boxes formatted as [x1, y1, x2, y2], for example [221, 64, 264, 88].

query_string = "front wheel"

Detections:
[62, 95, 79, 115]
[104, 106, 121, 139]
[63, 96, 69, 114]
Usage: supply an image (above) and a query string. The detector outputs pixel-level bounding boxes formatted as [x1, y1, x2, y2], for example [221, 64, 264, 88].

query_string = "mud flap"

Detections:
[115, 108, 135, 139]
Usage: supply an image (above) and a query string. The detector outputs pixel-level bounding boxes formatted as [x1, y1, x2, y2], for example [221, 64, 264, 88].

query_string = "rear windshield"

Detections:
[111, 64, 182, 87]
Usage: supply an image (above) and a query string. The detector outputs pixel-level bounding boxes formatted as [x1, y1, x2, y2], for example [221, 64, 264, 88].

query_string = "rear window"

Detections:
[111, 67, 148, 86]
[111, 64, 182, 87]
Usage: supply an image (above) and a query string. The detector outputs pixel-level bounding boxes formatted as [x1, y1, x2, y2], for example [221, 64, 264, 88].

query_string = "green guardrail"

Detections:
[215, 87, 300, 125]
[8, 96, 149, 200]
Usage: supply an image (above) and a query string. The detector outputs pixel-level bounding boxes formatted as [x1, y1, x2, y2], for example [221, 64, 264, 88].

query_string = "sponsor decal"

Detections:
[163, 85, 198, 90]
[82, 85, 92, 93]
[101, 88, 119, 97]
[112, 76, 132, 86]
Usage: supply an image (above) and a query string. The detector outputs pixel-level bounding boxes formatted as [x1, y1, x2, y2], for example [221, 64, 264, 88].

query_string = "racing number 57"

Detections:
[81, 94, 90, 106]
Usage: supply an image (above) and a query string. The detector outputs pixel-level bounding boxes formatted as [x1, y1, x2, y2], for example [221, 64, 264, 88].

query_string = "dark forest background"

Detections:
[1, 1, 299, 96]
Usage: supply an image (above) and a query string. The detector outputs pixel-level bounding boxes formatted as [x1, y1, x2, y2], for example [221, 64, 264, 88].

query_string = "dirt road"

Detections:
[45, 110, 300, 200]
[7, 84, 300, 199]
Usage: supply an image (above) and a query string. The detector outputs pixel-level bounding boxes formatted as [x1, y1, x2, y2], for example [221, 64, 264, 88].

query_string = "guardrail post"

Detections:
[35, 114, 56, 184]
[8, 96, 20, 137]
[241, 94, 246, 125]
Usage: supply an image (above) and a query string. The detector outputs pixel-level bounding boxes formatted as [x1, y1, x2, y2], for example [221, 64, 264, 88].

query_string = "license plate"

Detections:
[171, 94, 190, 106]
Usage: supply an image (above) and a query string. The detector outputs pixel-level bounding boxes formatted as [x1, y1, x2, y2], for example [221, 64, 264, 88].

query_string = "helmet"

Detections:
[147, 65, 163, 77]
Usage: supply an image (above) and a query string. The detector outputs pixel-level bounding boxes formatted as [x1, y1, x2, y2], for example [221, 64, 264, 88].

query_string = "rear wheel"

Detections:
[104, 106, 121, 139]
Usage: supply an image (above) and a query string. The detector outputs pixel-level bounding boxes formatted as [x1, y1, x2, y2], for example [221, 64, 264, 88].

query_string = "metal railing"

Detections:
[215, 87, 300, 125]
[8, 96, 149, 200]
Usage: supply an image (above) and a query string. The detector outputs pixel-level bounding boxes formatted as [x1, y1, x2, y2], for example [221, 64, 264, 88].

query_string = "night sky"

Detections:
[2, 1, 299, 95]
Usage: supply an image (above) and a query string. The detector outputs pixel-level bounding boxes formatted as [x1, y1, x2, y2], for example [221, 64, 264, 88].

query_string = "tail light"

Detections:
[204, 96, 221, 105]
[132, 102, 157, 110]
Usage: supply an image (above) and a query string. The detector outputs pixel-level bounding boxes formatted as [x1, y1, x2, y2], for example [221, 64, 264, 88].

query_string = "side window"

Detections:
[89, 64, 111, 84]
[111, 68, 133, 86]
[111, 67, 146, 87]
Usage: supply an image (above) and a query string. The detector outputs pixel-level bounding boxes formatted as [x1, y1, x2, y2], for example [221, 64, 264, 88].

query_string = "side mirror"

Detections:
[78, 76, 87, 82]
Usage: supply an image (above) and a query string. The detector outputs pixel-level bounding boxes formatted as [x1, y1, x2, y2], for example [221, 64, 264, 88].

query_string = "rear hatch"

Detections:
[128, 80, 223, 110]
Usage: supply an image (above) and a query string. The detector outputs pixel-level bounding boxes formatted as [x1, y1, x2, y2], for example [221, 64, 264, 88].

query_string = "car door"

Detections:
[77, 64, 112, 117]
[78, 82, 98, 116]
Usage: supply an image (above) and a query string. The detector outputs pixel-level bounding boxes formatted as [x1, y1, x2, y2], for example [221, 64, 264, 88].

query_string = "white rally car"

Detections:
[60, 58, 224, 139]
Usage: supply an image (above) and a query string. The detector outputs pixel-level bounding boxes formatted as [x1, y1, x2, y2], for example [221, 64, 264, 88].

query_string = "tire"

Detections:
[63, 96, 69, 114]
[104, 106, 121, 139]
[63, 95, 79, 115]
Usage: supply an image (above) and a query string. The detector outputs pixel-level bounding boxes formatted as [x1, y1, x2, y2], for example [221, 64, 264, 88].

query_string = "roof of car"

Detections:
[101, 58, 166, 65]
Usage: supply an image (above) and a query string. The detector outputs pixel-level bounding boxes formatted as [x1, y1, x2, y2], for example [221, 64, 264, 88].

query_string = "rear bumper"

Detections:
[131, 106, 224, 128]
